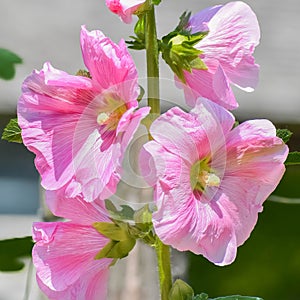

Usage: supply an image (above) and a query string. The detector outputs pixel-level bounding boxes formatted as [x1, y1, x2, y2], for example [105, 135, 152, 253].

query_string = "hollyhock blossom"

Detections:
[32, 189, 113, 299]
[178, 1, 260, 110]
[140, 98, 288, 265]
[18, 26, 150, 202]
[106, 0, 146, 23]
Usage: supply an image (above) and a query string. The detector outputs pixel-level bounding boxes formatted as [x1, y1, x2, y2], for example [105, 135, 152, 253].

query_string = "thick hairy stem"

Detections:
[145, 4, 160, 115]
[155, 238, 173, 300]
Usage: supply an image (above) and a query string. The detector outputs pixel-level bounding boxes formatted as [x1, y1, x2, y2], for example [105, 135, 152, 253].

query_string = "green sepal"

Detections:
[233, 120, 240, 128]
[134, 204, 152, 224]
[160, 14, 208, 82]
[134, 15, 145, 40]
[174, 11, 192, 34]
[126, 15, 146, 50]
[276, 128, 293, 144]
[126, 36, 146, 50]
[1, 118, 22, 143]
[0, 237, 34, 271]
[94, 238, 136, 260]
[105, 199, 135, 221]
[152, 0, 161, 5]
[131, 205, 156, 245]
[169, 279, 194, 300]
[0, 48, 22, 80]
[93, 221, 136, 259]
[93, 221, 130, 241]
[137, 84, 145, 102]
[285, 151, 300, 166]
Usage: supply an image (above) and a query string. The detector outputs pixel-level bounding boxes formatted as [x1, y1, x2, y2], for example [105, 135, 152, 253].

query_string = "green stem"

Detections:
[155, 238, 172, 300]
[144, 3, 171, 299]
[145, 3, 160, 115]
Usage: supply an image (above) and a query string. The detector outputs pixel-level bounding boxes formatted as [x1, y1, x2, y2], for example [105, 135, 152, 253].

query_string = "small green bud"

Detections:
[276, 128, 293, 144]
[169, 279, 194, 300]
[76, 69, 91, 78]
[160, 12, 208, 82]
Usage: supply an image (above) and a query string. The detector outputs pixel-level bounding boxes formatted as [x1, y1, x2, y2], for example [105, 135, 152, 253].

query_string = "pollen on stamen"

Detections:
[97, 112, 110, 125]
[205, 173, 220, 187]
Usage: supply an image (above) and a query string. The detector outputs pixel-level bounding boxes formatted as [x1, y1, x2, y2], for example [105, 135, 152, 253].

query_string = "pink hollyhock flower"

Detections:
[106, 0, 146, 23]
[140, 98, 288, 266]
[18, 26, 150, 202]
[32, 190, 113, 299]
[178, 1, 260, 110]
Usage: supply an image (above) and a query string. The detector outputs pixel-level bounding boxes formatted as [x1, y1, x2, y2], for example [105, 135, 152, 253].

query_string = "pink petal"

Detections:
[147, 100, 235, 165]
[19, 28, 145, 202]
[32, 222, 112, 292]
[141, 102, 288, 266]
[190, 98, 235, 139]
[106, 0, 146, 23]
[145, 146, 237, 266]
[188, 5, 222, 32]
[148, 106, 209, 164]
[119, 106, 150, 149]
[225, 120, 288, 178]
[36, 269, 109, 300]
[196, 1, 260, 90]
[80, 26, 139, 104]
[46, 188, 110, 225]
[17, 63, 96, 190]
[216, 177, 263, 247]
[140, 141, 189, 193]
[180, 62, 238, 110]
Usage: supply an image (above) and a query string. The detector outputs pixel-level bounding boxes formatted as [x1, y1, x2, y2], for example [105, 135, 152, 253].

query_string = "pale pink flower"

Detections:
[18, 26, 149, 202]
[106, 0, 146, 23]
[32, 189, 113, 299]
[178, 1, 260, 110]
[140, 98, 288, 265]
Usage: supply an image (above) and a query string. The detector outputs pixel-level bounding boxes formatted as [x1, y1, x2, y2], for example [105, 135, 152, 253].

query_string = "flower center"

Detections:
[97, 96, 127, 131]
[190, 158, 220, 192]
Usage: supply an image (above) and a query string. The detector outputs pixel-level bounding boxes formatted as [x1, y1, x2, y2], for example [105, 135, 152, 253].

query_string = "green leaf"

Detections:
[276, 129, 293, 143]
[0, 48, 22, 80]
[105, 199, 135, 221]
[193, 294, 209, 300]
[1, 118, 22, 143]
[0, 237, 34, 271]
[285, 151, 300, 166]
[169, 279, 194, 300]
[210, 297, 263, 300]
[94, 237, 136, 259]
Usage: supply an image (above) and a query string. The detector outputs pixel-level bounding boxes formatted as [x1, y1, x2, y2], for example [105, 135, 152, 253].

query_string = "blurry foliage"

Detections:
[0, 48, 22, 80]
[0, 237, 33, 271]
